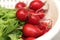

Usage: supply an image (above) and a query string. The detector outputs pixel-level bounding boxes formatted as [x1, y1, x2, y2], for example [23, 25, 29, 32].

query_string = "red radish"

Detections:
[15, 2, 26, 9]
[24, 37, 35, 40]
[29, 1, 44, 10]
[27, 15, 40, 24]
[43, 28, 51, 34]
[36, 9, 47, 19]
[37, 19, 52, 35]
[36, 12, 45, 19]
[36, 9, 48, 13]
[28, 9, 35, 15]
[16, 9, 28, 21]
[28, 9, 35, 12]
[23, 24, 43, 37]
[38, 19, 52, 30]
[33, 0, 41, 1]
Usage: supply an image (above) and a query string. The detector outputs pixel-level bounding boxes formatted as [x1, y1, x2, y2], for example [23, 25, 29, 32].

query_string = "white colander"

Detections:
[0, 0, 59, 40]
[0, 0, 46, 9]
[0, 0, 27, 9]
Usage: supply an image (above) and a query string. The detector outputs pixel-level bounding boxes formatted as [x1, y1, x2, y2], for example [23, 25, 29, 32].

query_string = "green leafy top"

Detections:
[0, 7, 25, 40]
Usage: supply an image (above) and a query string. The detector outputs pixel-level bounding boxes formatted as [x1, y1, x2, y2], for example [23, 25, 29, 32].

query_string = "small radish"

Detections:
[36, 9, 48, 13]
[24, 37, 35, 40]
[35, 19, 52, 35]
[27, 10, 45, 24]
[16, 9, 28, 21]
[27, 15, 40, 24]
[29, 1, 44, 10]
[42, 28, 51, 34]
[37, 19, 52, 30]
[28, 9, 35, 15]
[15, 2, 26, 9]
[36, 9, 48, 19]
[23, 24, 43, 37]
[36, 12, 45, 19]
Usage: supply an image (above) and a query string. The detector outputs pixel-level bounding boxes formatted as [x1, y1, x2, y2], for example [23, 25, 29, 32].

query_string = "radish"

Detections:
[38, 19, 52, 30]
[23, 24, 43, 37]
[24, 37, 35, 40]
[16, 9, 28, 21]
[29, 1, 44, 10]
[27, 15, 40, 24]
[15, 2, 26, 9]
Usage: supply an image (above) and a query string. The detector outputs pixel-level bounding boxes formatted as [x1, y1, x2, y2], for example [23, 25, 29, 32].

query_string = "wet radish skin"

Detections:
[15, 2, 26, 9]
[29, 1, 44, 10]
[16, 9, 28, 21]
[23, 24, 43, 37]
[28, 15, 40, 24]
[24, 37, 35, 40]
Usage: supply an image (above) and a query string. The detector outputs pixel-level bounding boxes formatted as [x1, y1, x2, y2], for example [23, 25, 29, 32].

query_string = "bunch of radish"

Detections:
[15, 0, 52, 40]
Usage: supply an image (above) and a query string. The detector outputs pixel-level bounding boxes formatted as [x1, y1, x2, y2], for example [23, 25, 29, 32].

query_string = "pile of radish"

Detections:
[15, 0, 52, 40]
